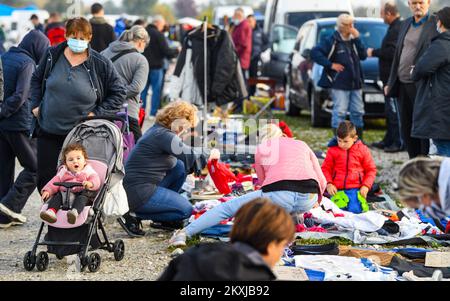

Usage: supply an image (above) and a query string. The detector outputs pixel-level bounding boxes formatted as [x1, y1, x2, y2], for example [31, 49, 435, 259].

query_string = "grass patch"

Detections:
[392, 160, 404, 165]
[167, 235, 202, 252]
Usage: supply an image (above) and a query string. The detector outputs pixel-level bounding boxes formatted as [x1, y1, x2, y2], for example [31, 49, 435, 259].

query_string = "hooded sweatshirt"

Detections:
[101, 40, 149, 120]
[0, 30, 49, 131]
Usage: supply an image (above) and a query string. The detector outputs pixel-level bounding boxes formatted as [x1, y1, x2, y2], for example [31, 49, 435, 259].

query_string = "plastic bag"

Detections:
[103, 180, 129, 217]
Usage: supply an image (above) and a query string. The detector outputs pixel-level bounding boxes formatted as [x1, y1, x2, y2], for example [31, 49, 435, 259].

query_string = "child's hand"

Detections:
[327, 184, 337, 196]
[83, 181, 94, 190]
[360, 186, 369, 199]
[41, 191, 50, 202]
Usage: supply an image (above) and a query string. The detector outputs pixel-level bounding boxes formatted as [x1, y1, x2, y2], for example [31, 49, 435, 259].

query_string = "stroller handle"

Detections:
[78, 115, 127, 133]
[54, 182, 84, 189]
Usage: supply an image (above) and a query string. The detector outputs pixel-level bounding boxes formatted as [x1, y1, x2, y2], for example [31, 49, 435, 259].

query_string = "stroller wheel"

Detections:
[88, 252, 101, 273]
[113, 240, 125, 261]
[36, 252, 49, 272]
[23, 251, 36, 271]
[79, 254, 88, 272]
[56, 254, 64, 260]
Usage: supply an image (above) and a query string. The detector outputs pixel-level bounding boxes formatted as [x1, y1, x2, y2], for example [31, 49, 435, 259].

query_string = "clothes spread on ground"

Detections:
[330, 189, 369, 214]
[169, 24, 247, 106]
[294, 255, 398, 281]
[207, 159, 237, 195]
[388, 256, 450, 278]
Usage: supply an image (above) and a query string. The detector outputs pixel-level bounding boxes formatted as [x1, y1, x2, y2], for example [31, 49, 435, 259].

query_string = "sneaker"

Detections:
[169, 229, 187, 247]
[40, 209, 57, 224]
[150, 220, 185, 231]
[0, 203, 27, 223]
[67, 209, 78, 224]
[384, 145, 404, 153]
[0, 214, 12, 229]
[117, 213, 146, 238]
[370, 141, 385, 150]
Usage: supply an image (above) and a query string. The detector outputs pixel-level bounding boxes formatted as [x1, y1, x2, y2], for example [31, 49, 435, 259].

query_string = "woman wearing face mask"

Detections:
[30, 17, 126, 193]
[398, 157, 450, 233]
[102, 25, 150, 142]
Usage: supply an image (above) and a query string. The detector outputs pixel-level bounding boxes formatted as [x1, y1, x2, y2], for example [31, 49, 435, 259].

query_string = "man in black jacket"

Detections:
[368, 2, 403, 153]
[411, 7, 450, 157]
[0, 30, 49, 228]
[385, 0, 438, 159]
[141, 15, 179, 117]
[89, 3, 116, 52]
[248, 15, 269, 96]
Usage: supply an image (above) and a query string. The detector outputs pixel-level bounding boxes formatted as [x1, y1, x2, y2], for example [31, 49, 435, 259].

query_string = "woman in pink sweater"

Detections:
[169, 124, 327, 247]
[40, 143, 101, 224]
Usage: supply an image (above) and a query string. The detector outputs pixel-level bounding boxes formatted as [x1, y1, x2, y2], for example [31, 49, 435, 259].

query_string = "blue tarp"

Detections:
[0, 4, 38, 16]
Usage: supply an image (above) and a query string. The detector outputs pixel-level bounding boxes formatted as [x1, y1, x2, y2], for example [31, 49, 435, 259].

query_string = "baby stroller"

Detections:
[23, 116, 127, 273]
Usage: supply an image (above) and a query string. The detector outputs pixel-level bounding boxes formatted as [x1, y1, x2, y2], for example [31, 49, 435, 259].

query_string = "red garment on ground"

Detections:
[278, 121, 293, 138]
[231, 19, 252, 69]
[321, 140, 377, 190]
[296, 224, 327, 233]
[207, 159, 238, 195]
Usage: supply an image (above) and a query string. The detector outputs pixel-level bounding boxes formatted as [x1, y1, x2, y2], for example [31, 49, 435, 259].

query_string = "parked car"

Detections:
[284, 18, 388, 127]
[262, 0, 353, 83]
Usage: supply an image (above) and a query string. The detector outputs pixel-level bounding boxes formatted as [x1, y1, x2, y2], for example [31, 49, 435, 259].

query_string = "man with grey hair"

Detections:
[368, 1, 403, 153]
[385, 0, 438, 158]
[142, 15, 179, 117]
[311, 14, 367, 137]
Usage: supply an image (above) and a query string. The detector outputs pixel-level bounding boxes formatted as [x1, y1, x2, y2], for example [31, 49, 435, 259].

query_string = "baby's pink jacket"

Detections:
[42, 164, 101, 195]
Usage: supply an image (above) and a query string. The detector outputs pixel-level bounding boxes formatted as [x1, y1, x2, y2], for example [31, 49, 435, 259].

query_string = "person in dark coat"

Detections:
[311, 14, 367, 138]
[158, 198, 294, 281]
[247, 14, 269, 96]
[30, 17, 125, 193]
[89, 3, 116, 52]
[0, 30, 50, 228]
[141, 15, 179, 117]
[368, 2, 403, 153]
[411, 7, 450, 157]
[30, 14, 44, 33]
[385, 0, 439, 159]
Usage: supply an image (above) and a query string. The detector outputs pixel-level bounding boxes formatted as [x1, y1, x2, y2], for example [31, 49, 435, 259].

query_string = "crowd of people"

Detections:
[0, 0, 449, 281]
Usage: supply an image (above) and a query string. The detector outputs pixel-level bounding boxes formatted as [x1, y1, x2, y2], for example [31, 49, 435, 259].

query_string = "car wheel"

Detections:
[285, 79, 301, 116]
[310, 89, 327, 127]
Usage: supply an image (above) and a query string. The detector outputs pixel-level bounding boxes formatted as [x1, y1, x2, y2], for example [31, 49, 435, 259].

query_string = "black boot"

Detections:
[356, 127, 364, 141]
[117, 212, 145, 238]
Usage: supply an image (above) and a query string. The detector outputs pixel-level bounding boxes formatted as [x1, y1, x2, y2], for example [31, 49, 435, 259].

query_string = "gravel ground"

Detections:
[0, 114, 432, 281]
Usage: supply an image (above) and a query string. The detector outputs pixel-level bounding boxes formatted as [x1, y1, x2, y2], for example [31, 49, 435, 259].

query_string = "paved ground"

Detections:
[0, 114, 413, 280]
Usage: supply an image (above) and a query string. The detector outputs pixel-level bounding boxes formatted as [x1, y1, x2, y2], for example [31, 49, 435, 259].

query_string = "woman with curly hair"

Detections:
[120, 101, 206, 237]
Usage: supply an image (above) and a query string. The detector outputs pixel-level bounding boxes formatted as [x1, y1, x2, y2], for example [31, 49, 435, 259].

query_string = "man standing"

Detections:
[311, 14, 367, 138]
[44, 12, 66, 46]
[90, 3, 116, 52]
[232, 8, 252, 80]
[247, 14, 269, 96]
[385, 0, 438, 159]
[142, 15, 179, 117]
[30, 14, 44, 33]
[368, 2, 403, 153]
[0, 30, 49, 228]
[411, 7, 450, 157]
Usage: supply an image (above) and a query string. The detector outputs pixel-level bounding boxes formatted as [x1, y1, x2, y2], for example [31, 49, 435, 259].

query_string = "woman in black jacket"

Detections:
[30, 17, 125, 192]
[158, 198, 295, 281]
[411, 7, 450, 157]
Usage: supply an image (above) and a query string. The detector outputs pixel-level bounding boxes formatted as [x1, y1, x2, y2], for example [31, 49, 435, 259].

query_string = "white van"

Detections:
[212, 5, 254, 28]
[264, 0, 354, 34]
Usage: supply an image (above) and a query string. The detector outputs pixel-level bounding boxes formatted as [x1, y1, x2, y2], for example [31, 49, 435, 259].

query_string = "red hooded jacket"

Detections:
[321, 140, 376, 190]
[232, 19, 252, 70]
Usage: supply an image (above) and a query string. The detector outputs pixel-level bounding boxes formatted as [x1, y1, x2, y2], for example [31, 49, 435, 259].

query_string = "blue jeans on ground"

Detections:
[140, 68, 164, 116]
[433, 139, 450, 157]
[135, 160, 192, 222]
[331, 89, 364, 129]
[185, 190, 318, 237]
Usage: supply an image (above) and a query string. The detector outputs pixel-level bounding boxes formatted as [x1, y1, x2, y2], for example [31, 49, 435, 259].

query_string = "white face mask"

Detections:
[437, 24, 443, 34]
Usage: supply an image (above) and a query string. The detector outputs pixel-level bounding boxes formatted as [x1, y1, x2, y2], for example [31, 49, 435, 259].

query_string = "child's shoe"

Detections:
[67, 209, 78, 224]
[40, 209, 57, 223]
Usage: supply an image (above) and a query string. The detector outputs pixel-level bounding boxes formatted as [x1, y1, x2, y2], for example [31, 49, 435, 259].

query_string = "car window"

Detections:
[271, 25, 298, 54]
[302, 25, 316, 51]
[317, 22, 388, 49]
[286, 11, 349, 29]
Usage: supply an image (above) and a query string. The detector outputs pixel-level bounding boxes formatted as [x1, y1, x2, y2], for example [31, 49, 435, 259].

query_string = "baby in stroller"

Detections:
[40, 143, 101, 224]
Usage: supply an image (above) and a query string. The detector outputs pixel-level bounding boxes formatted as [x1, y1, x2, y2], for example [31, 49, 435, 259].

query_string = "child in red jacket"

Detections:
[322, 121, 377, 213]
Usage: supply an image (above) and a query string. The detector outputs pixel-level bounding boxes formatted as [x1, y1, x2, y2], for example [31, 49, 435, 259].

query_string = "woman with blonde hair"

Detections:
[398, 157, 450, 225]
[120, 101, 206, 236]
[169, 123, 327, 247]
